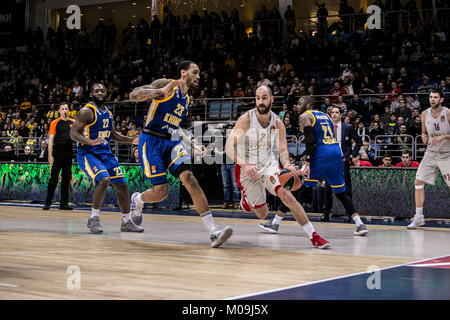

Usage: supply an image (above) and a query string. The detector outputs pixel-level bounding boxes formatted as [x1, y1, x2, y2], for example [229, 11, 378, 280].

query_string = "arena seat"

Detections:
[209, 100, 221, 119]
[220, 100, 232, 119]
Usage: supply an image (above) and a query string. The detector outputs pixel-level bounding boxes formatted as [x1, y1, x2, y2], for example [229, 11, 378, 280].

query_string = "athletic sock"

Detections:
[90, 208, 100, 219]
[302, 222, 315, 240]
[415, 207, 423, 218]
[122, 213, 131, 223]
[272, 215, 284, 226]
[201, 211, 216, 234]
[353, 215, 363, 227]
[135, 193, 144, 204]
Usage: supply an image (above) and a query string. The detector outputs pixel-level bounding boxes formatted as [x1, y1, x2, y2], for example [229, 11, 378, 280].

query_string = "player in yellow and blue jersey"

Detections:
[128, 61, 233, 248]
[70, 83, 143, 234]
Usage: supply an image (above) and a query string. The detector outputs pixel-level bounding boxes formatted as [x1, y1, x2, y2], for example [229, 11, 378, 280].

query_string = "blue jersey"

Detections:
[305, 110, 338, 149]
[77, 102, 113, 155]
[302, 110, 346, 193]
[144, 84, 189, 135]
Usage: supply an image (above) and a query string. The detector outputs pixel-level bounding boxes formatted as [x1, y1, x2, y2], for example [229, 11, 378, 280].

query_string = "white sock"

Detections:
[90, 208, 100, 219]
[415, 207, 423, 218]
[136, 193, 144, 205]
[272, 214, 284, 226]
[353, 215, 363, 227]
[200, 211, 216, 234]
[302, 222, 315, 240]
[122, 213, 131, 223]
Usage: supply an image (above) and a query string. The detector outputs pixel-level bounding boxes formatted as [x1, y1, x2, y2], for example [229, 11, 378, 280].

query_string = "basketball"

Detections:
[278, 167, 302, 191]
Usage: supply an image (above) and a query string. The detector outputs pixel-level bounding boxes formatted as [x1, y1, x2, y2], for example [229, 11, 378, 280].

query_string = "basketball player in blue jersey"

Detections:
[261, 96, 368, 236]
[70, 83, 144, 233]
[128, 61, 233, 248]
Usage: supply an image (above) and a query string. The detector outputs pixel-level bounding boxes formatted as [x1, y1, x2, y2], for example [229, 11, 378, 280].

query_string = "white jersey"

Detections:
[425, 107, 450, 158]
[244, 109, 279, 172]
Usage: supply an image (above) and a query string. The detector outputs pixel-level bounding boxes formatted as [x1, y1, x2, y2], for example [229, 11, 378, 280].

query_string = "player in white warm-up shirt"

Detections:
[225, 86, 330, 249]
[408, 90, 450, 229]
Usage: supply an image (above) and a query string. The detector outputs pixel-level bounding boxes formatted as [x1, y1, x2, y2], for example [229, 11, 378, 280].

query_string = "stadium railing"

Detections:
[373, 135, 415, 159]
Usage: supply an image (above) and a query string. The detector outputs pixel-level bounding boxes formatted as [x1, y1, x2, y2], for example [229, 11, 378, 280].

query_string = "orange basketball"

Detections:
[278, 168, 302, 191]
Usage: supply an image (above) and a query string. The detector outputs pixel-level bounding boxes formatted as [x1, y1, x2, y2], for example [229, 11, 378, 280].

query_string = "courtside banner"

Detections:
[332, 167, 448, 219]
[0, 163, 180, 208]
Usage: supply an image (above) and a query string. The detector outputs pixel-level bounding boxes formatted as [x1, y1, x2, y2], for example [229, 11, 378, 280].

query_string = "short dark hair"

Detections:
[177, 60, 195, 76]
[402, 149, 412, 156]
[58, 103, 68, 110]
[90, 83, 105, 93]
[331, 106, 343, 114]
[430, 89, 444, 98]
[383, 153, 392, 159]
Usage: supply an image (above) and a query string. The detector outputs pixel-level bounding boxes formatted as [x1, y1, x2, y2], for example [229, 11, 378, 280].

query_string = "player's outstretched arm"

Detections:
[110, 127, 134, 144]
[70, 107, 106, 146]
[129, 79, 184, 102]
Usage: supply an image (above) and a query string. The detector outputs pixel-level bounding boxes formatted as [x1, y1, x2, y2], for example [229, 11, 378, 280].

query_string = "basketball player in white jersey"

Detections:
[408, 89, 450, 229]
[225, 86, 330, 249]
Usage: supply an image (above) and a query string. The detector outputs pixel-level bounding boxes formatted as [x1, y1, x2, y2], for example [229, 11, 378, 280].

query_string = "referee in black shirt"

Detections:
[43, 103, 74, 210]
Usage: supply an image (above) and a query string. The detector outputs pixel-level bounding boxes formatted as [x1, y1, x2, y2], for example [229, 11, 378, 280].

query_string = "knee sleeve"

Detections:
[335, 192, 357, 215]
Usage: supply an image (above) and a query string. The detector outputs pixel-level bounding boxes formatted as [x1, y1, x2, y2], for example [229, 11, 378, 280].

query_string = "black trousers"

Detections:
[324, 160, 352, 215]
[45, 151, 72, 206]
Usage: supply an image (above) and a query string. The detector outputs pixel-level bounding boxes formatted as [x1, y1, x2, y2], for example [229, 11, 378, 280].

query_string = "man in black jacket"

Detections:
[321, 106, 362, 221]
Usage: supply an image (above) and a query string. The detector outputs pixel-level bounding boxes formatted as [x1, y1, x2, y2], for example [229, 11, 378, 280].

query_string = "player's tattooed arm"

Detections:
[70, 107, 106, 146]
[129, 79, 184, 102]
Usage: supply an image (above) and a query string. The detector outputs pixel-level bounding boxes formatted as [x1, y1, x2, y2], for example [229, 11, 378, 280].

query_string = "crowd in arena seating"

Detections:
[0, 2, 449, 167]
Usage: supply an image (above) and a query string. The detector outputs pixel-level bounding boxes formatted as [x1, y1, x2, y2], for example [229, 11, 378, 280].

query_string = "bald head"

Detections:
[255, 85, 274, 115]
[256, 85, 273, 97]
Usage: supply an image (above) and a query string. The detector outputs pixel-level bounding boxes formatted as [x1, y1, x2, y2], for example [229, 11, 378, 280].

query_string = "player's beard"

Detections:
[431, 102, 441, 109]
[257, 103, 271, 114]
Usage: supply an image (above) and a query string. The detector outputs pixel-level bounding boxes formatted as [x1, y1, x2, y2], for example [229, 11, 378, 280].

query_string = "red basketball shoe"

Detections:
[311, 232, 330, 249]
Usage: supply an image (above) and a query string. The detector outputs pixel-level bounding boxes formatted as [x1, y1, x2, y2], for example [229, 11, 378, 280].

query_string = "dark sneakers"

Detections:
[42, 204, 51, 210]
[59, 205, 73, 210]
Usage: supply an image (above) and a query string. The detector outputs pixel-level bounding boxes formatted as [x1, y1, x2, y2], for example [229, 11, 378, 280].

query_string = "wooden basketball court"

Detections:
[0, 205, 449, 299]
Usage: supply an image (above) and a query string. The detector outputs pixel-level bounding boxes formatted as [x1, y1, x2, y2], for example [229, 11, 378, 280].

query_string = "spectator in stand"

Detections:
[283, 112, 297, 143]
[278, 103, 289, 121]
[356, 121, 369, 140]
[46, 104, 59, 121]
[359, 140, 376, 163]
[378, 154, 394, 167]
[380, 105, 392, 128]
[369, 121, 385, 143]
[257, 72, 272, 88]
[351, 154, 373, 167]
[321, 97, 333, 113]
[8, 129, 23, 150]
[129, 146, 140, 163]
[350, 94, 365, 117]
[406, 94, 421, 111]
[394, 124, 413, 150]
[406, 108, 420, 129]
[387, 81, 402, 102]
[126, 122, 140, 138]
[429, 56, 445, 81]
[334, 95, 348, 115]
[394, 98, 412, 121]
[376, 81, 387, 100]
[417, 76, 435, 109]
[395, 149, 419, 167]
[385, 113, 398, 135]
[397, 67, 412, 92]
[408, 116, 422, 137]
[18, 145, 37, 162]
[0, 144, 17, 162]
[329, 81, 347, 103]
[438, 79, 450, 100]
[37, 139, 48, 162]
